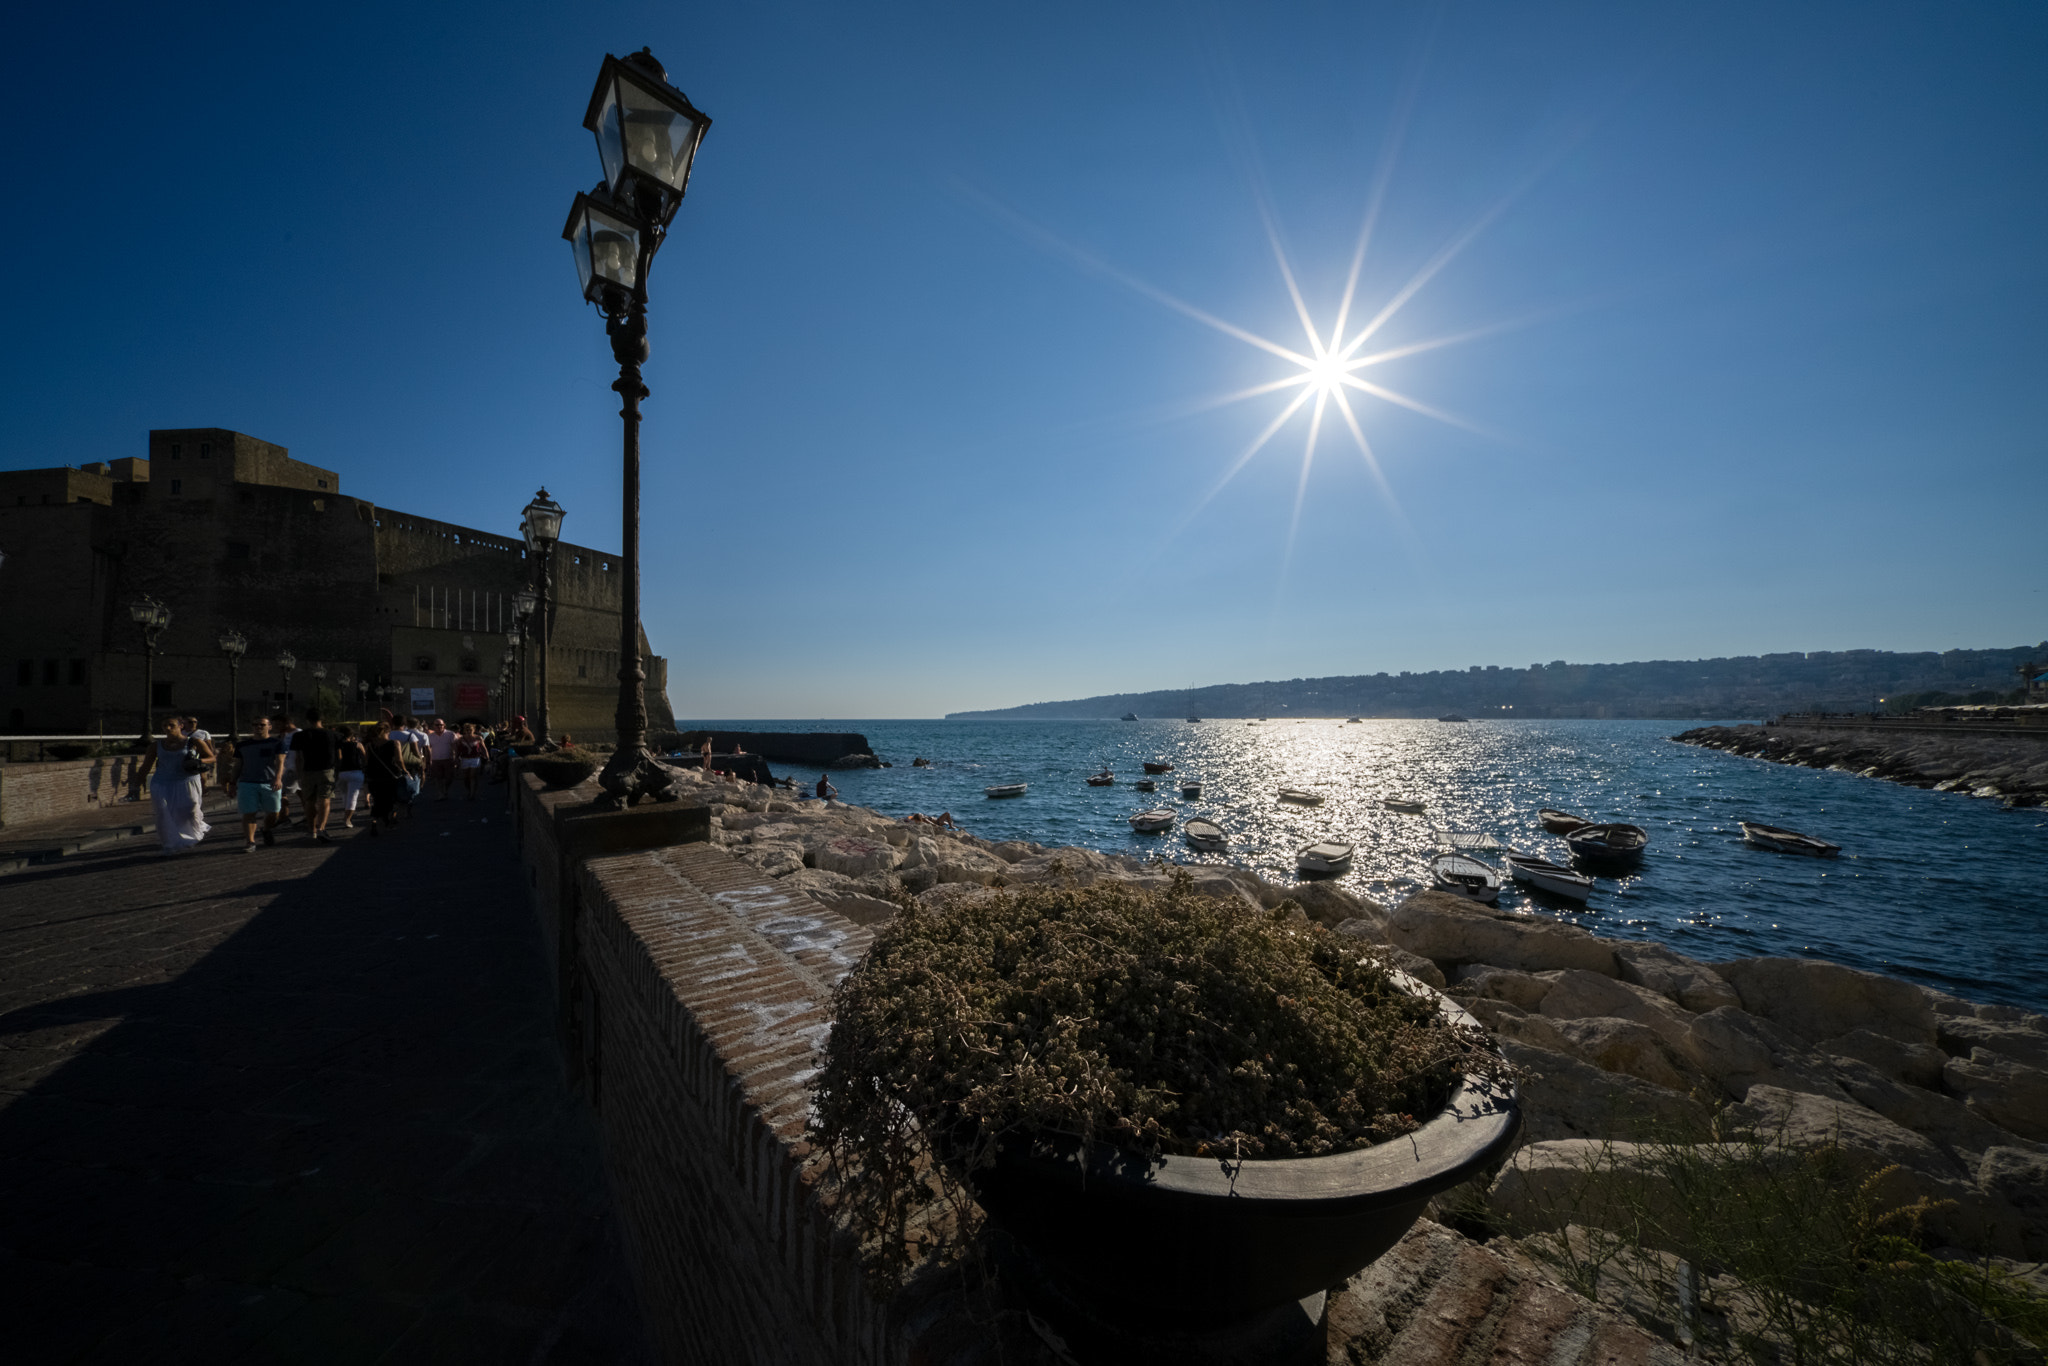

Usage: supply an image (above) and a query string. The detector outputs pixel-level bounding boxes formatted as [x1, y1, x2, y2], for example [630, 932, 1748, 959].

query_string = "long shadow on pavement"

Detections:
[0, 795, 653, 1364]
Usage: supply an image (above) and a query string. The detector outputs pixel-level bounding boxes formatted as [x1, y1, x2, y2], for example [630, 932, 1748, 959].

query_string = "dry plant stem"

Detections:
[810, 871, 1507, 1285]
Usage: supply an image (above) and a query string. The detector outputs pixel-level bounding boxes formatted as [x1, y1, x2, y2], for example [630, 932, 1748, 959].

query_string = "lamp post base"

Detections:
[595, 745, 680, 810]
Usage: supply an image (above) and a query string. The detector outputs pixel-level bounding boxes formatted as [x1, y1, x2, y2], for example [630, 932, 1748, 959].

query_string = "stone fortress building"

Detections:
[0, 428, 674, 740]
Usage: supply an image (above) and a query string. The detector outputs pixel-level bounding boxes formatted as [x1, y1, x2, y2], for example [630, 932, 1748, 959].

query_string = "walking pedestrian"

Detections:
[133, 717, 214, 854]
[180, 715, 218, 791]
[233, 716, 289, 851]
[276, 715, 301, 826]
[425, 717, 457, 799]
[333, 724, 366, 829]
[295, 708, 338, 843]
[454, 722, 490, 800]
[363, 719, 407, 836]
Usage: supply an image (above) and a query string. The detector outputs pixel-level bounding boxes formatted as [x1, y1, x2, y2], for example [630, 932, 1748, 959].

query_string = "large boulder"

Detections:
[1448, 965, 1555, 1013]
[1978, 1147, 2048, 1260]
[810, 835, 902, 877]
[1539, 970, 1697, 1054]
[933, 843, 1012, 886]
[1826, 1055, 2018, 1158]
[1488, 1140, 1679, 1239]
[1610, 942, 1740, 1014]
[1551, 1017, 1694, 1092]
[740, 840, 806, 878]
[914, 882, 1006, 914]
[991, 840, 1037, 864]
[1186, 871, 1261, 911]
[1287, 881, 1385, 929]
[1943, 1049, 2048, 1141]
[1497, 1040, 1711, 1144]
[1710, 957, 1936, 1047]
[1386, 891, 1619, 977]
[1335, 922, 1448, 989]
[1933, 1009, 2048, 1074]
[1818, 1027, 1947, 1089]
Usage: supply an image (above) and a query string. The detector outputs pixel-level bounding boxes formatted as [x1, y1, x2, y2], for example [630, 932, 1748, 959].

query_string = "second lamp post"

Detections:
[521, 489, 564, 749]
[128, 596, 172, 742]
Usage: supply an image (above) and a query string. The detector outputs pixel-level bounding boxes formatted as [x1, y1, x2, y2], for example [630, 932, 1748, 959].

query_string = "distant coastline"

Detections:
[946, 643, 2046, 721]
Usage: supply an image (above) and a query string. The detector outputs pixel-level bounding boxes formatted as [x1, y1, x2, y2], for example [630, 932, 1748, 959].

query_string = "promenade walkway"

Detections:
[0, 791, 652, 1362]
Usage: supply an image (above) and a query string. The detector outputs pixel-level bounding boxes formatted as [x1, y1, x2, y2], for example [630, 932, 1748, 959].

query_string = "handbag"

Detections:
[179, 743, 204, 775]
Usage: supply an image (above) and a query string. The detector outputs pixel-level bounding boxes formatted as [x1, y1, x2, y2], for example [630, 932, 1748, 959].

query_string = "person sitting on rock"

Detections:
[816, 773, 838, 800]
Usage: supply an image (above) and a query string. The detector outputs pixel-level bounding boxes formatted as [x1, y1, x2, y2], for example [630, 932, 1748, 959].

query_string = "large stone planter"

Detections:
[967, 990, 1518, 1362]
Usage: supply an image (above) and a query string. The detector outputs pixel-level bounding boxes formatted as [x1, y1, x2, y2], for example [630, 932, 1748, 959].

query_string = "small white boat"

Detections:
[1565, 823, 1649, 865]
[1121, 712, 1139, 721]
[1438, 831, 1509, 853]
[1086, 769, 1115, 786]
[984, 783, 1028, 799]
[1538, 808, 1590, 835]
[1439, 713, 1469, 723]
[1185, 818, 1227, 851]
[1180, 780, 1202, 798]
[1430, 852, 1502, 904]
[1383, 797, 1427, 814]
[1297, 841, 1355, 875]
[1741, 821, 1841, 858]
[1129, 808, 1175, 833]
[1277, 788, 1325, 806]
[1504, 852, 1595, 902]
[1135, 778, 1157, 792]
[1143, 761, 1175, 774]
[1346, 717, 1362, 723]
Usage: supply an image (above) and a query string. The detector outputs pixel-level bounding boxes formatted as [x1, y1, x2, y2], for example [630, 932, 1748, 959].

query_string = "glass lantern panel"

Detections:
[570, 214, 595, 299]
[593, 79, 625, 192]
[587, 205, 640, 291]
[619, 76, 700, 190]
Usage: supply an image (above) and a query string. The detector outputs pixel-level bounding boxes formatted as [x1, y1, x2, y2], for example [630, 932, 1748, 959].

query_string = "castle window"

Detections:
[578, 663, 588, 679]
[199, 442, 211, 458]
[152, 681, 175, 706]
[460, 656, 478, 673]
[316, 479, 327, 489]
[170, 479, 182, 495]
[68, 659, 85, 685]
[15, 660, 31, 685]
[43, 659, 60, 684]
[227, 541, 250, 559]
[415, 655, 435, 671]
[169, 443, 182, 460]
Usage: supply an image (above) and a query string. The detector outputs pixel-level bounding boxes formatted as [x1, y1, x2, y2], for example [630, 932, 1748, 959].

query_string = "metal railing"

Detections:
[0, 735, 142, 764]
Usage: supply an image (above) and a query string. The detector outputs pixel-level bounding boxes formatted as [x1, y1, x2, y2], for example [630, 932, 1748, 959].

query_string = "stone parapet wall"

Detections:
[0, 755, 144, 829]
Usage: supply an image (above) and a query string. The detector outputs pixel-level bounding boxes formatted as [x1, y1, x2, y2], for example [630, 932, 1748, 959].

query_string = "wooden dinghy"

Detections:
[1185, 818, 1226, 852]
[1430, 852, 1502, 904]
[1277, 788, 1325, 806]
[1134, 778, 1157, 792]
[1297, 841, 1355, 875]
[984, 783, 1029, 799]
[1383, 797, 1427, 814]
[1180, 779, 1202, 798]
[1740, 821, 1841, 858]
[1086, 769, 1115, 786]
[1128, 808, 1175, 833]
[1504, 852, 1595, 902]
[1564, 823, 1649, 865]
[1538, 808, 1590, 835]
[1142, 761, 1175, 774]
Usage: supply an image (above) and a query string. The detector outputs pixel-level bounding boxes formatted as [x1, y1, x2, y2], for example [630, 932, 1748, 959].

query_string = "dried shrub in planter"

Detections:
[810, 871, 1502, 1281]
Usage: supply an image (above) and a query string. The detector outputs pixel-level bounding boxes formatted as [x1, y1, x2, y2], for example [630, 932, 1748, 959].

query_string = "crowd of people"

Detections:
[134, 710, 540, 855]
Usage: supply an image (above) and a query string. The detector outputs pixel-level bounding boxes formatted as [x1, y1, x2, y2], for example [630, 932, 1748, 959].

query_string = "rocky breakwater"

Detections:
[668, 729, 881, 768]
[1674, 723, 2048, 807]
[668, 761, 2048, 1281]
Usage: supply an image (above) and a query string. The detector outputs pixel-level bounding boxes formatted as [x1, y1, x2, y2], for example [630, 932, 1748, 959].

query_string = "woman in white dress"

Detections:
[133, 717, 215, 854]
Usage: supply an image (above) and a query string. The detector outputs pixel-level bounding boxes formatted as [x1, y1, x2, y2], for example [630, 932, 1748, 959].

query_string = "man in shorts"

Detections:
[425, 717, 457, 800]
[294, 708, 338, 843]
[235, 717, 288, 851]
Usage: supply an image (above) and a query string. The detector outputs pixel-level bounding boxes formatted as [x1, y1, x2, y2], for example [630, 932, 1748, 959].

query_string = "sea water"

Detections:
[685, 718, 2048, 1013]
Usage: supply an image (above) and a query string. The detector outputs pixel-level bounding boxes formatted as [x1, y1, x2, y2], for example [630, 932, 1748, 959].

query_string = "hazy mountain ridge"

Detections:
[945, 645, 2048, 721]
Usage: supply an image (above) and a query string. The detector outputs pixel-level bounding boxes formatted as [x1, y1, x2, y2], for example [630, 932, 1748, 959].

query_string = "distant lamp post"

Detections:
[356, 676, 368, 720]
[217, 630, 247, 740]
[310, 662, 327, 716]
[128, 596, 172, 742]
[512, 591, 536, 720]
[521, 489, 565, 749]
[564, 47, 708, 808]
[276, 650, 296, 717]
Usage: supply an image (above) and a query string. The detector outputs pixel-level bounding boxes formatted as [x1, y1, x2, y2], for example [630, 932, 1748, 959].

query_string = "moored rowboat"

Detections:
[1277, 788, 1325, 806]
[1135, 778, 1157, 792]
[1538, 808, 1590, 835]
[1383, 797, 1427, 814]
[1128, 808, 1175, 833]
[984, 783, 1028, 799]
[1180, 780, 1202, 798]
[1142, 761, 1175, 774]
[1185, 818, 1226, 851]
[1564, 823, 1649, 865]
[1430, 852, 1502, 904]
[1504, 852, 1594, 901]
[1740, 821, 1841, 858]
[1297, 841, 1354, 875]
[1086, 769, 1115, 786]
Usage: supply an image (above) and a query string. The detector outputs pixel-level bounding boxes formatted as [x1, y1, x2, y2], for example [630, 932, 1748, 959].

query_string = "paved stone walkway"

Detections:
[0, 794, 652, 1363]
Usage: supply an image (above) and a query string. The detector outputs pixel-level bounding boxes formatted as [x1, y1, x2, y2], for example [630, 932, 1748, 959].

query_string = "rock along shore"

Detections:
[665, 761, 2048, 1272]
[1673, 722, 2048, 808]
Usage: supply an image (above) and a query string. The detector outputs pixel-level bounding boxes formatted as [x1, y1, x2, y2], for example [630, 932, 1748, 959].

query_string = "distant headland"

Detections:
[945, 644, 2048, 721]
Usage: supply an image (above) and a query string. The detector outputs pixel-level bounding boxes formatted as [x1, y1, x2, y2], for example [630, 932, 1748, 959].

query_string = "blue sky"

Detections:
[3, 1, 2044, 717]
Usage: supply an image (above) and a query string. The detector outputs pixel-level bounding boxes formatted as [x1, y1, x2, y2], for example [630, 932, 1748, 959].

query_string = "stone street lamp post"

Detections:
[276, 650, 296, 719]
[563, 47, 708, 808]
[310, 662, 327, 718]
[128, 596, 172, 743]
[217, 630, 247, 741]
[521, 489, 565, 750]
[356, 676, 368, 720]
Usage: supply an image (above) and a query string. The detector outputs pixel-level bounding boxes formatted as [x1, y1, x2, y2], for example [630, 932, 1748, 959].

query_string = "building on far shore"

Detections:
[0, 428, 674, 740]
